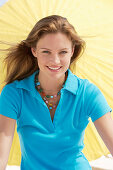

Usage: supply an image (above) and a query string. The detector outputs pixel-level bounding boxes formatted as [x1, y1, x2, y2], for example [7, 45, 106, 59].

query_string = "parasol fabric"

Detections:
[0, 0, 113, 165]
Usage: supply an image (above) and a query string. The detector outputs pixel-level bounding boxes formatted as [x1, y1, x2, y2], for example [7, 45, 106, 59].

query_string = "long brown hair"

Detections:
[1, 15, 85, 86]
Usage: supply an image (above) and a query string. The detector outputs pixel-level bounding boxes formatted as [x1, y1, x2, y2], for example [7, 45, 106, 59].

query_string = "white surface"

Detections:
[90, 154, 113, 170]
[6, 166, 20, 170]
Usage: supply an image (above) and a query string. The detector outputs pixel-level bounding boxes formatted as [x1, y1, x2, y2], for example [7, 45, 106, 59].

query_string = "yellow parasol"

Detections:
[0, 0, 113, 165]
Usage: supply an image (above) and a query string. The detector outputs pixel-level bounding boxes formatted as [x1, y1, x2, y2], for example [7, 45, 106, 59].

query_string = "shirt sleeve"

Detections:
[84, 80, 112, 122]
[0, 82, 21, 120]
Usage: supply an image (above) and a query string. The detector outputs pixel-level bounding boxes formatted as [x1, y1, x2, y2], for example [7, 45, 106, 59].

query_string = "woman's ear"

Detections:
[31, 47, 37, 57]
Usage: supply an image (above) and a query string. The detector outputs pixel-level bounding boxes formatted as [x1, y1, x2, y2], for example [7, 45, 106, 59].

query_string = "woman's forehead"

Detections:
[36, 32, 72, 49]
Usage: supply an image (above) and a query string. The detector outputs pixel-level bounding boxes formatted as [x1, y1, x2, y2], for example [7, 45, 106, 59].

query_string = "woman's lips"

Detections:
[47, 66, 62, 72]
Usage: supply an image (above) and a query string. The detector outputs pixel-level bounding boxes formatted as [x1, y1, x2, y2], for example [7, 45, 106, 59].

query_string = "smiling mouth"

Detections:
[47, 66, 62, 71]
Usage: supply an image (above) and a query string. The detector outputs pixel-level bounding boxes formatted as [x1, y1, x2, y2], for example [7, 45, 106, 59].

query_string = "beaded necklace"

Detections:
[35, 72, 67, 110]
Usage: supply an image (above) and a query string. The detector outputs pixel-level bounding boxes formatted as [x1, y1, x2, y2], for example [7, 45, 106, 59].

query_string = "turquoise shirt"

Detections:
[0, 69, 112, 170]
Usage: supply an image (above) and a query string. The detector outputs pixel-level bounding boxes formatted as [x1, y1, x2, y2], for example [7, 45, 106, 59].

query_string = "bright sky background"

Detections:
[0, 0, 9, 7]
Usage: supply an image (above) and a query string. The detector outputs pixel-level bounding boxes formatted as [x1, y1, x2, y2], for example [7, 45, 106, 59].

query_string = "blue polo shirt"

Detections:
[0, 69, 112, 170]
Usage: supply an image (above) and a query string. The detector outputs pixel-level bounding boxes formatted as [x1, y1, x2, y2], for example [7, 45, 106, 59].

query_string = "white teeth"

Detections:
[48, 67, 61, 70]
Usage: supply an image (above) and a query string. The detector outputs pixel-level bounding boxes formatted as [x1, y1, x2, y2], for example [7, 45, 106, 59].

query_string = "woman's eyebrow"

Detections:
[40, 48, 69, 50]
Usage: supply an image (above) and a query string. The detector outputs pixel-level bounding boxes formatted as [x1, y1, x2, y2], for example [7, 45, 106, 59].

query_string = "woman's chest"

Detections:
[49, 109, 56, 122]
[17, 90, 89, 132]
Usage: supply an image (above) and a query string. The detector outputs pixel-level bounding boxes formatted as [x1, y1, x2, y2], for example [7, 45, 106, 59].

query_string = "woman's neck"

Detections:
[38, 72, 66, 95]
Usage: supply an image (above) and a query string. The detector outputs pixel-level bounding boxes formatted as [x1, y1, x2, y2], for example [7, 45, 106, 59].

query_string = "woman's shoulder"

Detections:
[70, 71, 93, 87]
[0, 80, 21, 100]
[0, 80, 22, 120]
[69, 70, 98, 94]
[1, 80, 17, 92]
[2, 70, 38, 92]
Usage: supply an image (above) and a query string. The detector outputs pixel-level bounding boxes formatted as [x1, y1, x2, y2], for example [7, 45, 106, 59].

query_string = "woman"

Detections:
[0, 15, 113, 170]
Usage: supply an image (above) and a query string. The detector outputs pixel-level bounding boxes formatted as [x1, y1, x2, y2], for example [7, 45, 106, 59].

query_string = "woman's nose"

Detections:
[50, 54, 60, 64]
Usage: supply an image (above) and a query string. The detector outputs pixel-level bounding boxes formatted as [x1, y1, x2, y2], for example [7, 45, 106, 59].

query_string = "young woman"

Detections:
[0, 15, 113, 170]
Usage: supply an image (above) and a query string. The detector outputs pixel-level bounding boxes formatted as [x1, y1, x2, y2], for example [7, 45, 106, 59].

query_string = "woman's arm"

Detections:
[94, 112, 113, 156]
[0, 114, 16, 170]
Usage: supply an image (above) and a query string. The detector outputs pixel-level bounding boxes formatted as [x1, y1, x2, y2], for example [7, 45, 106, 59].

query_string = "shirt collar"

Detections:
[63, 69, 78, 95]
[16, 69, 78, 95]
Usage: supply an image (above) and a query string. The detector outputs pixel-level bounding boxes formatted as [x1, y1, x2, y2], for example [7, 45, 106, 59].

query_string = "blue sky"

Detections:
[0, 0, 9, 7]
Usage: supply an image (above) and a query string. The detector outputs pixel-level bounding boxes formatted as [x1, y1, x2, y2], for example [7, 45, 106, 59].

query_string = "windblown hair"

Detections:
[1, 15, 85, 85]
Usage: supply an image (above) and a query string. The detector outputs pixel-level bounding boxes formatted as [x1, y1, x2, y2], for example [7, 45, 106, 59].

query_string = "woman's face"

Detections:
[31, 32, 74, 79]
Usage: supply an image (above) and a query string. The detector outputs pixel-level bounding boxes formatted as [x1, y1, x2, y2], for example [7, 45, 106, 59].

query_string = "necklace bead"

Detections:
[50, 96, 53, 98]
[35, 72, 67, 110]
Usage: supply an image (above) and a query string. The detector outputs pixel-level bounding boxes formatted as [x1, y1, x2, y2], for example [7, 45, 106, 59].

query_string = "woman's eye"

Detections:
[42, 51, 67, 54]
[42, 51, 50, 53]
[60, 51, 67, 54]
